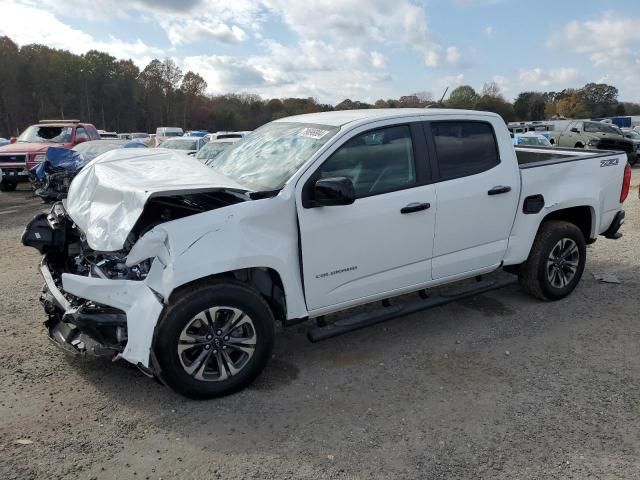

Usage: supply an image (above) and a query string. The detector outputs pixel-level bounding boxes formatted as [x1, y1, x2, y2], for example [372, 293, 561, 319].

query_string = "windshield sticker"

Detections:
[298, 127, 330, 139]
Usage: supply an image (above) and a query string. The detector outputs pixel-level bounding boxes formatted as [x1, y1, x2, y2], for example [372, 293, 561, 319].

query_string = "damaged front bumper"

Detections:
[38, 255, 164, 368]
[39, 256, 127, 357]
[40, 256, 162, 370]
[24, 206, 166, 370]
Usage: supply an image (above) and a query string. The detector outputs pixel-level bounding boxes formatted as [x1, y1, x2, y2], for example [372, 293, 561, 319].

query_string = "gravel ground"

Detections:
[1, 173, 640, 480]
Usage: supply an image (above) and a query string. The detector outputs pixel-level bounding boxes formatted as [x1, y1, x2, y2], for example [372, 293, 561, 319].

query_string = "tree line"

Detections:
[1, 35, 638, 138]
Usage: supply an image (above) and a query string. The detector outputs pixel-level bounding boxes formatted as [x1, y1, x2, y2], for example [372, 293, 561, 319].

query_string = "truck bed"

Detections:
[515, 146, 617, 169]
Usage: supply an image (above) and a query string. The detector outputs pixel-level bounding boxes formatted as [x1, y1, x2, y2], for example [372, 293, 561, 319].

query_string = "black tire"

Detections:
[0, 180, 17, 192]
[574, 142, 584, 148]
[155, 280, 275, 399]
[519, 220, 586, 301]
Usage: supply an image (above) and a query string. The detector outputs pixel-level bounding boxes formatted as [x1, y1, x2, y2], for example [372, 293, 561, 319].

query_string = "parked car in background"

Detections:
[508, 122, 553, 136]
[194, 137, 240, 166]
[158, 136, 207, 155]
[549, 120, 636, 164]
[130, 132, 151, 139]
[620, 128, 640, 165]
[185, 130, 209, 137]
[30, 139, 147, 201]
[22, 109, 630, 398]
[73, 139, 148, 162]
[98, 130, 118, 139]
[154, 127, 184, 147]
[0, 119, 99, 191]
[205, 131, 250, 142]
[512, 133, 552, 147]
[156, 127, 183, 138]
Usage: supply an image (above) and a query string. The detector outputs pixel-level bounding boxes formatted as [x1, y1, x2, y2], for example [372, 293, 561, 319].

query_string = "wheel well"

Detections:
[574, 142, 584, 148]
[541, 206, 593, 242]
[169, 268, 287, 322]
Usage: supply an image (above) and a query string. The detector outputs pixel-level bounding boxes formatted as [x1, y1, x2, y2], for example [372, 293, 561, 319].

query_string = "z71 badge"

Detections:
[600, 158, 619, 167]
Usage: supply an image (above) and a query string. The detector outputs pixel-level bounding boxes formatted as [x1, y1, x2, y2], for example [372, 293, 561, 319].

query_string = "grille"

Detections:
[0, 153, 27, 164]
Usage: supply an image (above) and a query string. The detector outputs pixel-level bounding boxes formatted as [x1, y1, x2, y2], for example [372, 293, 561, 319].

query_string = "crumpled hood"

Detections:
[66, 148, 249, 252]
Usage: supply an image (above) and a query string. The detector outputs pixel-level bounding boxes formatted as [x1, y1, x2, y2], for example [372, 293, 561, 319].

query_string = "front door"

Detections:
[296, 123, 436, 312]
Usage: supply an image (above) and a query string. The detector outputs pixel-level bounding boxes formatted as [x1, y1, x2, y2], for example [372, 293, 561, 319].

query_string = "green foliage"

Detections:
[1, 35, 639, 136]
[444, 85, 478, 110]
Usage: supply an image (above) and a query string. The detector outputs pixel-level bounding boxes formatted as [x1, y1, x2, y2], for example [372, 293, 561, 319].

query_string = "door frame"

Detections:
[294, 117, 434, 312]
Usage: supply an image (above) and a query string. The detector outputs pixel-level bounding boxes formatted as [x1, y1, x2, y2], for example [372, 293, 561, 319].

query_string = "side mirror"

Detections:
[570, 128, 580, 133]
[9, 137, 16, 144]
[75, 137, 87, 144]
[312, 176, 356, 207]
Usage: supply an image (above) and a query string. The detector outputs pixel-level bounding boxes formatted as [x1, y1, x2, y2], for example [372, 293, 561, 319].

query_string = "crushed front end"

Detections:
[22, 202, 156, 364]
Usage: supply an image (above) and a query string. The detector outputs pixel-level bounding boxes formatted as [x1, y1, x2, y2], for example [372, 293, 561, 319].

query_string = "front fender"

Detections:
[130, 191, 308, 320]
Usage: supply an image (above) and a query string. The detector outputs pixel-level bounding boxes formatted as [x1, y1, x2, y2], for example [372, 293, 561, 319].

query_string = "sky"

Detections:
[1, 0, 640, 104]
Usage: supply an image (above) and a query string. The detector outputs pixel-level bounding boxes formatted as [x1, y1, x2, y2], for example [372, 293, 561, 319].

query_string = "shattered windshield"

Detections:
[208, 122, 338, 191]
[195, 141, 236, 165]
[18, 125, 72, 143]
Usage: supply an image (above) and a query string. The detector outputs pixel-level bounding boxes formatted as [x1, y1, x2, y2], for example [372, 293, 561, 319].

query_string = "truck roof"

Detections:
[275, 108, 499, 127]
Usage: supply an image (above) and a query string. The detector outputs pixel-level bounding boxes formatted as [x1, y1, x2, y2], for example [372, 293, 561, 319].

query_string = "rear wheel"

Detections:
[519, 221, 586, 301]
[574, 142, 584, 148]
[155, 281, 275, 399]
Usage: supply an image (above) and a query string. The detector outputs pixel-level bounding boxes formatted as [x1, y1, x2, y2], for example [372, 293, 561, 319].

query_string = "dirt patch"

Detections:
[2, 173, 640, 479]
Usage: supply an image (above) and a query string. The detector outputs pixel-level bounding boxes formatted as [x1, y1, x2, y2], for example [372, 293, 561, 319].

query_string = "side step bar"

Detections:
[307, 276, 517, 342]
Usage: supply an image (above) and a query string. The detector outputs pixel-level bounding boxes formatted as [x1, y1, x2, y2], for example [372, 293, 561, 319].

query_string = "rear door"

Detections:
[426, 119, 519, 279]
[296, 121, 436, 311]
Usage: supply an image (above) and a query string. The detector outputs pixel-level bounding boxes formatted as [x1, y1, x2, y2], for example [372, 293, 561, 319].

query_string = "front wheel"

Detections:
[155, 281, 275, 399]
[519, 220, 586, 301]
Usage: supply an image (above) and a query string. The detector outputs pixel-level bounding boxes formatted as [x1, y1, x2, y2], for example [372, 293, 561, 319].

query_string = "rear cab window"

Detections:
[428, 121, 500, 181]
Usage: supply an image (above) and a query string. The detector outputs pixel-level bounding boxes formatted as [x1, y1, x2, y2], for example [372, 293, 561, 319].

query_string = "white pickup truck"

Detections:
[23, 109, 631, 399]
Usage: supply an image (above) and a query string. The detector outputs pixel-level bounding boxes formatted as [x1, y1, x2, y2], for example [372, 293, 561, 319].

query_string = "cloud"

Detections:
[425, 49, 440, 67]
[181, 55, 267, 91]
[0, 2, 161, 65]
[548, 14, 640, 76]
[451, 0, 504, 6]
[166, 21, 248, 45]
[518, 67, 580, 88]
[134, 0, 204, 11]
[483, 26, 494, 35]
[442, 73, 465, 87]
[547, 14, 640, 99]
[492, 75, 510, 94]
[370, 51, 387, 68]
[33, 0, 264, 45]
[266, 0, 456, 68]
[446, 46, 461, 65]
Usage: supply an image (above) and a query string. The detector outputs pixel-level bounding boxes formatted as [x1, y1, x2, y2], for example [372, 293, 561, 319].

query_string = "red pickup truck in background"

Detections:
[0, 120, 100, 191]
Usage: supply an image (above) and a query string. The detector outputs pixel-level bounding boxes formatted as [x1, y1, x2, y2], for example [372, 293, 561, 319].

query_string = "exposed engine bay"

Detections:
[22, 190, 248, 358]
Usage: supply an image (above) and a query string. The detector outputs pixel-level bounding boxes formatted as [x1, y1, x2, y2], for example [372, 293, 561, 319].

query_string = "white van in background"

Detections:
[155, 127, 183, 137]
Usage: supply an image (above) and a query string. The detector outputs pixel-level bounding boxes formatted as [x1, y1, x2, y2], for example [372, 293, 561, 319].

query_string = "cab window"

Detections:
[75, 127, 89, 142]
[316, 125, 416, 198]
[431, 121, 499, 181]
